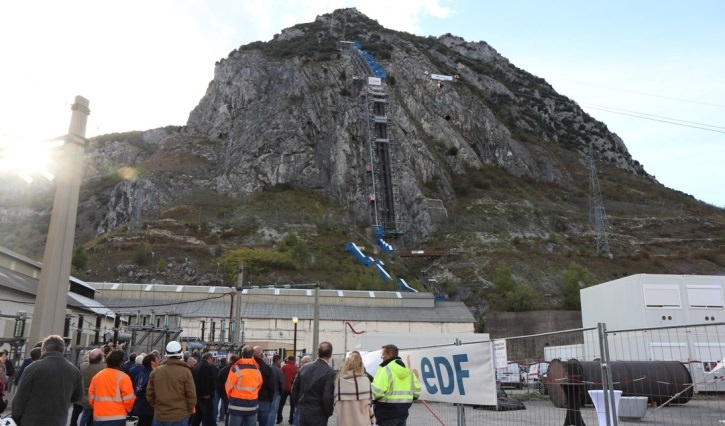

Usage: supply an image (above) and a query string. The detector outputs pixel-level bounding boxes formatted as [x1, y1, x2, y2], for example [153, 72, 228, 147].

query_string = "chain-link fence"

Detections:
[331, 322, 724, 425]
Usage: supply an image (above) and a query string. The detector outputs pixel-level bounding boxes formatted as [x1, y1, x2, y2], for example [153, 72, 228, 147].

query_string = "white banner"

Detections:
[493, 339, 508, 369]
[362, 342, 497, 405]
[368, 77, 382, 86]
[430, 74, 454, 81]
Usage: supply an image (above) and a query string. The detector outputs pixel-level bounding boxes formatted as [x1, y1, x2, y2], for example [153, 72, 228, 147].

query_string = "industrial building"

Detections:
[89, 282, 476, 363]
[0, 245, 476, 364]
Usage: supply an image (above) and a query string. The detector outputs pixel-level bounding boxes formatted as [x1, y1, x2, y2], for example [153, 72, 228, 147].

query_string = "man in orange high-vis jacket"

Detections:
[225, 345, 263, 426]
[89, 349, 136, 426]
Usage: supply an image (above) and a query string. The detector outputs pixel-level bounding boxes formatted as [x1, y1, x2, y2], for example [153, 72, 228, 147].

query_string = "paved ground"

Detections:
[264, 394, 725, 426]
[2, 391, 722, 426]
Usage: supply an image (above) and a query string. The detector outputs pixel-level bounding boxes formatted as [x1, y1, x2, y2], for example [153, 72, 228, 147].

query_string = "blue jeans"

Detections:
[256, 400, 271, 426]
[227, 413, 257, 426]
[219, 397, 229, 421]
[152, 417, 190, 426]
[293, 410, 299, 426]
[79, 408, 93, 426]
[266, 394, 280, 426]
[213, 391, 220, 421]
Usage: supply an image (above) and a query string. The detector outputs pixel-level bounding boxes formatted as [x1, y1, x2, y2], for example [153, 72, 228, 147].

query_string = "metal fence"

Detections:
[337, 322, 725, 426]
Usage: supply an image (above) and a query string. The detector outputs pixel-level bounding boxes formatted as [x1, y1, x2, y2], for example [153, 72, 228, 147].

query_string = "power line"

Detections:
[510, 89, 725, 134]
[580, 103, 725, 130]
[550, 78, 725, 109]
[581, 103, 725, 134]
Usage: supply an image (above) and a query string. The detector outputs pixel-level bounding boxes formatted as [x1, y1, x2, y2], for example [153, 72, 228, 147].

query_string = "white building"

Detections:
[90, 282, 477, 365]
[579, 274, 725, 392]
[581, 274, 724, 329]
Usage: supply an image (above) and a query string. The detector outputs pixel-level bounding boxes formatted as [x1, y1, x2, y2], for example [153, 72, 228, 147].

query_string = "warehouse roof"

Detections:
[90, 282, 475, 323]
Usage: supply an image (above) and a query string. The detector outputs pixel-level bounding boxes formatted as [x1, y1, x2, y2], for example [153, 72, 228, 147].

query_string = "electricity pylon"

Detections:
[588, 144, 613, 259]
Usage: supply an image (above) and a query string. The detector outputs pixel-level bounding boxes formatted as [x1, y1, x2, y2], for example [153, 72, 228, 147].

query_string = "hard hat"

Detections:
[0, 417, 18, 426]
[165, 341, 183, 358]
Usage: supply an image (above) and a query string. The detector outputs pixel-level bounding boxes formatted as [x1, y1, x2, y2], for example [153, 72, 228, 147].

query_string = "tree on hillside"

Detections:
[504, 284, 539, 312]
[276, 233, 312, 268]
[493, 265, 517, 293]
[71, 246, 87, 274]
[493, 265, 538, 311]
[134, 243, 152, 267]
[561, 261, 593, 310]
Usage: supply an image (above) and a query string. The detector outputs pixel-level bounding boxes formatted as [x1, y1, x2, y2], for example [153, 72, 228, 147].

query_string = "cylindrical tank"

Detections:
[545, 359, 693, 407]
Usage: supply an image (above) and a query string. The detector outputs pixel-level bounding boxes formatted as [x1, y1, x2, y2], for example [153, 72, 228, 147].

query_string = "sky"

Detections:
[1, 0, 723, 207]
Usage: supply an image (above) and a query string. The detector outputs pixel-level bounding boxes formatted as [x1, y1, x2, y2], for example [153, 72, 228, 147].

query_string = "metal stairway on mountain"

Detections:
[340, 40, 403, 252]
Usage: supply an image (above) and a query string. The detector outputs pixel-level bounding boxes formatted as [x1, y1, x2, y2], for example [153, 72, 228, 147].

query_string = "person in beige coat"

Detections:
[146, 341, 197, 425]
[334, 352, 375, 426]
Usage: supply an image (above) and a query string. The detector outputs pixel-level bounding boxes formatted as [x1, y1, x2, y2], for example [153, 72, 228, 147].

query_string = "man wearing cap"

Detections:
[147, 341, 197, 426]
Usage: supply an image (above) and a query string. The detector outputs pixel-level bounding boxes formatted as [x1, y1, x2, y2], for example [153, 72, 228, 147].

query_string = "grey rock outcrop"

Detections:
[2, 8, 653, 259]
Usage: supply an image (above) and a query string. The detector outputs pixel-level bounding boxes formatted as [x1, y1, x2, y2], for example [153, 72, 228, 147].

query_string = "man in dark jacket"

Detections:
[253, 346, 275, 426]
[290, 342, 335, 426]
[122, 352, 137, 374]
[131, 353, 159, 426]
[217, 354, 239, 423]
[14, 345, 41, 386]
[268, 354, 285, 426]
[191, 352, 217, 426]
[11, 334, 83, 426]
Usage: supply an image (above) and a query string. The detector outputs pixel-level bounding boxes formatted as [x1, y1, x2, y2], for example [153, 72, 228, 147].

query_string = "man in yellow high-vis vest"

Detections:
[371, 344, 421, 426]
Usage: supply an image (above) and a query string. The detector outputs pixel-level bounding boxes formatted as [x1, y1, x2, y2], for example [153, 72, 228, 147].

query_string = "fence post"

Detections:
[455, 338, 466, 426]
[597, 322, 619, 426]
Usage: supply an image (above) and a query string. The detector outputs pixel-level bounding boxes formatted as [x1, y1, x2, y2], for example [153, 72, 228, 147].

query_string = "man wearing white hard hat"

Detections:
[146, 341, 197, 426]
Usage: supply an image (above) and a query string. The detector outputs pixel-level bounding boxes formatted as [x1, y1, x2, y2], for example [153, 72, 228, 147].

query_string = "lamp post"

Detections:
[292, 316, 298, 363]
[27, 96, 90, 349]
[312, 284, 319, 360]
[228, 290, 234, 343]
[233, 264, 243, 348]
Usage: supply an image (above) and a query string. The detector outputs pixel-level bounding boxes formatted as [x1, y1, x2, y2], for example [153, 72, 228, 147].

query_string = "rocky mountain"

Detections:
[1, 8, 723, 322]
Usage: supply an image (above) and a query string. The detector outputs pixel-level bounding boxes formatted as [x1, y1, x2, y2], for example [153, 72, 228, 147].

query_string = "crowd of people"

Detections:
[1, 336, 421, 426]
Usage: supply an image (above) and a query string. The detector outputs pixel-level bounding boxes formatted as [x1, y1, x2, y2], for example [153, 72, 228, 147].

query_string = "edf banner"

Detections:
[362, 342, 497, 406]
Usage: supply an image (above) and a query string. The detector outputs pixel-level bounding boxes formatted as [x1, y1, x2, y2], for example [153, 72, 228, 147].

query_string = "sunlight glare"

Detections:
[0, 137, 60, 181]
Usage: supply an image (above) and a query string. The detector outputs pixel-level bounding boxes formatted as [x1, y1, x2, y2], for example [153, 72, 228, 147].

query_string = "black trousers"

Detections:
[191, 398, 216, 426]
[277, 391, 295, 422]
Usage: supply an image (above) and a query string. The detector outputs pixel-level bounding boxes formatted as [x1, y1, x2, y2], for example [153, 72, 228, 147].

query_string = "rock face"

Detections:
[77, 8, 647, 241]
[2, 8, 678, 291]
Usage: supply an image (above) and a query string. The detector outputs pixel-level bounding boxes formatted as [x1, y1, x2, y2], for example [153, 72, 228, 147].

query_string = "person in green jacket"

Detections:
[371, 344, 421, 426]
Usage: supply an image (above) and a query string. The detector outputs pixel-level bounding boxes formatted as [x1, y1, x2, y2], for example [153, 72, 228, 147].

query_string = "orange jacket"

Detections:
[89, 367, 136, 421]
[225, 358, 262, 415]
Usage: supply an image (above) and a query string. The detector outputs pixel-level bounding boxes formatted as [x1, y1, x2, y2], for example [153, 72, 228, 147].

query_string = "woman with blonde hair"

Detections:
[334, 352, 375, 425]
